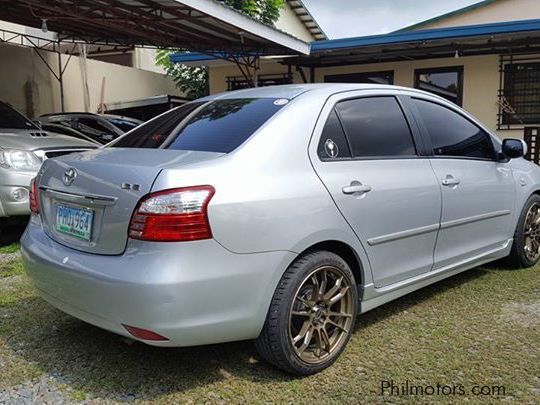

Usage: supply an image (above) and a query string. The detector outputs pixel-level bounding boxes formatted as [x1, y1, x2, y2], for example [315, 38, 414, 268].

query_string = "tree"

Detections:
[156, 0, 285, 99]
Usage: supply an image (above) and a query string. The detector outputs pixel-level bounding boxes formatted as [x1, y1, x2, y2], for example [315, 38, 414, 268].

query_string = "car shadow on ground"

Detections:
[0, 217, 28, 246]
[4, 266, 492, 401]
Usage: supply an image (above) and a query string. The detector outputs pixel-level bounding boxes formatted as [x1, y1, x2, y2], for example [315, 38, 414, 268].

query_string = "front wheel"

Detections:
[255, 250, 358, 375]
[508, 194, 540, 268]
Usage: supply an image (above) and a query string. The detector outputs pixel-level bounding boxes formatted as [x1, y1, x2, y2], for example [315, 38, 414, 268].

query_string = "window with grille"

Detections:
[226, 74, 292, 91]
[500, 62, 540, 127]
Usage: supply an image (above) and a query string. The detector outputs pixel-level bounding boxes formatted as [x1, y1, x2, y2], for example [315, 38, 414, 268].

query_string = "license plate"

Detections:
[56, 205, 94, 241]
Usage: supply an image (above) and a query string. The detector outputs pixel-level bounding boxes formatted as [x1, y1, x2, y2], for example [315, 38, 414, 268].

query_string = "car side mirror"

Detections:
[502, 138, 527, 160]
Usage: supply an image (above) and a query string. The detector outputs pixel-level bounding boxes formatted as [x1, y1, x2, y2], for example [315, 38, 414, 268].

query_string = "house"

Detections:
[173, 0, 540, 140]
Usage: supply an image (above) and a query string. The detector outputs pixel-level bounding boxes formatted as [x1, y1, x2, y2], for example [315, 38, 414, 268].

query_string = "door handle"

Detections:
[441, 175, 460, 186]
[342, 181, 372, 195]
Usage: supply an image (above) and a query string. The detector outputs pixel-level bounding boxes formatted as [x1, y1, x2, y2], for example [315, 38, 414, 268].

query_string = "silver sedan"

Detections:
[21, 84, 540, 375]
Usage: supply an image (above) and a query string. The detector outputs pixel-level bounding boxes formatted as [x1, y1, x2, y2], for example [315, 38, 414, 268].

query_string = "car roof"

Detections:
[40, 112, 141, 121]
[203, 83, 434, 101]
[100, 114, 143, 122]
[39, 112, 99, 118]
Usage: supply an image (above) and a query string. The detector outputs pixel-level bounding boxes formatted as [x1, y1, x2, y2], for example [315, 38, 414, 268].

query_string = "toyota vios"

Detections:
[21, 84, 540, 375]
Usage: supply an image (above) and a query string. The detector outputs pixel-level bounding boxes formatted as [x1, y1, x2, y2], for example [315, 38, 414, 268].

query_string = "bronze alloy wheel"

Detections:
[523, 202, 540, 262]
[288, 265, 354, 364]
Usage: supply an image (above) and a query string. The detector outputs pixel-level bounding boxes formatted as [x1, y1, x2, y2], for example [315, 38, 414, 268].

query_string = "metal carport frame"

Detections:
[0, 0, 310, 107]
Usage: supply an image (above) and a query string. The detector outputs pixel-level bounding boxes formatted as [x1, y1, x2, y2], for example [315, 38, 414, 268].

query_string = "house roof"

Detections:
[286, 0, 328, 40]
[309, 17, 540, 52]
[396, 0, 501, 32]
[289, 18, 540, 67]
[0, 0, 310, 55]
[171, 18, 540, 66]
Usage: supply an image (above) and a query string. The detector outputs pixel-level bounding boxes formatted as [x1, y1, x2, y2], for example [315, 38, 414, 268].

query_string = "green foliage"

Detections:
[155, 49, 209, 100]
[223, 0, 284, 25]
[156, 0, 285, 99]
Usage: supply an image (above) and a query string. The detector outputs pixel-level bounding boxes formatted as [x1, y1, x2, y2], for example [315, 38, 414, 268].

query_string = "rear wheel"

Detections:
[255, 251, 357, 375]
[508, 194, 540, 267]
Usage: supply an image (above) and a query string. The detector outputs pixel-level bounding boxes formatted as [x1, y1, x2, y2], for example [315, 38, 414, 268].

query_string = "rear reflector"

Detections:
[29, 177, 39, 214]
[128, 185, 215, 242]
[122, 324, 169, 341]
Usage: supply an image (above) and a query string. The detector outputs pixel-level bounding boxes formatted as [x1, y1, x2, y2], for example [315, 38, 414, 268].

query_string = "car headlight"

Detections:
[0, 149, 42, 171]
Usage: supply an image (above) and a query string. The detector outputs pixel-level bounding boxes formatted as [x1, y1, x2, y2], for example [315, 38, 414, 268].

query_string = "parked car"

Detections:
[38, 113, 143, 144]
[21, 84, 540, 375]
[0, 101, 95, 231]
[38, 122, 100, 145]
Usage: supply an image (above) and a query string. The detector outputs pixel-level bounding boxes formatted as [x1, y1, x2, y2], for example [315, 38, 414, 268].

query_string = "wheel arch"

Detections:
[294, 240, 365, 289]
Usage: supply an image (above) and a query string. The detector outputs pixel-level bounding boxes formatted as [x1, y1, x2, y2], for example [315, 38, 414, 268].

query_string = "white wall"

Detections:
[275, 1, 315, 41]
[0, 42, 181, 117]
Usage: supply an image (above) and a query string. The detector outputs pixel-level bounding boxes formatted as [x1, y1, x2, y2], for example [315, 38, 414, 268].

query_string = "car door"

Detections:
[311, 92, 442, 288]
[409, 97, 515, 269]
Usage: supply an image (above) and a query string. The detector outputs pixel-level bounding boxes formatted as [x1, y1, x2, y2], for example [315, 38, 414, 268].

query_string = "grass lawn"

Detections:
[0, 247, 538, 403]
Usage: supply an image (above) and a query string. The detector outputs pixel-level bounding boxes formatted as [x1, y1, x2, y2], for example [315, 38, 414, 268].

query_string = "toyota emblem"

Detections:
[63, 168, 77, 186]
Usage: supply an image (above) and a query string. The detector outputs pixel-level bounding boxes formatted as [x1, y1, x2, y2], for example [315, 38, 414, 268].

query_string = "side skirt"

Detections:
[359, 239, 513, 314]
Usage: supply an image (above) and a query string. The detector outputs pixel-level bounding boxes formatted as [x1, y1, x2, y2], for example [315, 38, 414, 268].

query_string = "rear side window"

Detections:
[112, 98, 286, 153]
[412, 98, 495, 159]
[317, 109, 351, 160]
[335, 97, 416, 158]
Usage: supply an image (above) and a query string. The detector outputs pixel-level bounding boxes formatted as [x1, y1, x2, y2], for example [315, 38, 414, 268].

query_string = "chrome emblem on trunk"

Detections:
[63, 168, 77, 186]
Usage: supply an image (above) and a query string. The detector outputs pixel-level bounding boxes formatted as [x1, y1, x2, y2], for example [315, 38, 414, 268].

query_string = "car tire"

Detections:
[508, 194, 540, 268]
[255, 250, 358, 375]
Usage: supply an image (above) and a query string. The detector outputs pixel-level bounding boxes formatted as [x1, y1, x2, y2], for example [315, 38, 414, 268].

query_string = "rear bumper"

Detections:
[0, 169, 35, 217]
[21, 217, 295, 347]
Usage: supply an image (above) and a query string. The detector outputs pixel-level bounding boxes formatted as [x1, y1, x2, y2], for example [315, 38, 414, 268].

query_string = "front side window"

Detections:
[414, 66, 463, 106]
[112, 98, 286, 153]
[412, 98, 495, 160]
[0, 102, 37, 130]
[335, 97, 416, 158]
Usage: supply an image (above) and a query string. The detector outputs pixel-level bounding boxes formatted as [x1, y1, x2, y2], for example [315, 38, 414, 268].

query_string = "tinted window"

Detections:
[0, 102, 37, 130]
[77, 118, 116, 142]
[106, 118, 140, 132]
[317, 109, 351, 160]
[113, 98, 286, 153]
[412, 98, 495, 159]
[415, 67, 463, 106]
[335, 97, 416, 158]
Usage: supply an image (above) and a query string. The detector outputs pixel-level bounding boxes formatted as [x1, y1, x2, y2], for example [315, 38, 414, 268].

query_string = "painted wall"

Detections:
[0, 42, 180, 118]
[275, 1, 315, 41]
[208, 54, 527, 139]
[413, 0, 540, 30]
[133, 48, 166, 74]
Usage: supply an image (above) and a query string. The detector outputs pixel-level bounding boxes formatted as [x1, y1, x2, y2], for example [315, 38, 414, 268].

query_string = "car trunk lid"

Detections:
[37, 148, 222, 255]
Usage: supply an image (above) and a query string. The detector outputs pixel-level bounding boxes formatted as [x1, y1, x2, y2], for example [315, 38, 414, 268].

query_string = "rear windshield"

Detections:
[105, 118, 140, 132]
[0, 102, 37, 130]
[111, 98, 287, 153]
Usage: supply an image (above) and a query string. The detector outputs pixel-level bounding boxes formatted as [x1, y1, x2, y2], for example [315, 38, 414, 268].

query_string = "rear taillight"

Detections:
[122, 324, 169, 341]
[129, 186, 215, 242]
[29, 177, 39, 214]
